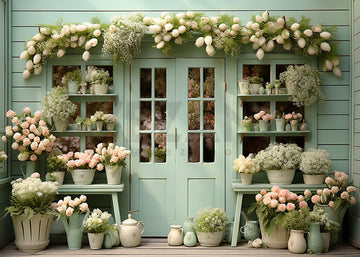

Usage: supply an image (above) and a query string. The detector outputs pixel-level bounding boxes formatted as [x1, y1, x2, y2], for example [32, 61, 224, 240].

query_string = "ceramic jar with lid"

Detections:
[118, 214, 145, 247]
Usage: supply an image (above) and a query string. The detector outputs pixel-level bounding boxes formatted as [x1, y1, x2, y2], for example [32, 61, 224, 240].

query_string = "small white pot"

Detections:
[250, 83, 262, 94]
[259, 120, 269, 131]
[95, 121, 104, 131]
[240, 173, 253, 185]
[288, 229, 307, 254]
[71, 169, 96, 185]
[51, 171, 65, 185]
[93, 84, 108, 95]
[275, 119, 285, 131]
[303, 174, 325, 185]
[88, 233, 105, 250]
[53, 117, 68, 132]
[68, 80, 79, 94]
[266, 169, 295, 184]
[196, 231, 224, 247]
[105, 166, 123, 185]
[106, 123, 115, 131]
[238, 80, 250, 95]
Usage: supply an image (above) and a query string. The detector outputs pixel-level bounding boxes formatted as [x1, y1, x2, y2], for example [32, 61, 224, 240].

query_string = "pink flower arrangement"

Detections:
[64, 150, 104, 171]
[253, 110, 273, 123]
[1, 108, 56, 161]
[310, 171, 357, 209]
[56, 195, 88, 217]
[95, 143, 131, 168]
[284, 112, 303, 124]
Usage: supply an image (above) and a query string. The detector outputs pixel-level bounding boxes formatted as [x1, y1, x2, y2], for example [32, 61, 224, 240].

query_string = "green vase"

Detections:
[183, 217, 196, 239]
[318, 205, 348, 244]
[20, 161, 36, 178]
[183, 231, 197, 247]
[61, 211, 90, 250]
[307, 222, 323, 254]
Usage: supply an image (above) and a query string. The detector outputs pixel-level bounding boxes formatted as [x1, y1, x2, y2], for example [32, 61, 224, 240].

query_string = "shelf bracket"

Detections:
[240, 133, 247, 143]
[240, 96, 247, 106]
[110, 96, 117, 106]
[109, 132, 117, 142]
[302, 132, 309, 142]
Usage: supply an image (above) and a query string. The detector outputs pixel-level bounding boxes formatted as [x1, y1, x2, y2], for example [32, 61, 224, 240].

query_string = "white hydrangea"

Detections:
[300, 149, 331, 175]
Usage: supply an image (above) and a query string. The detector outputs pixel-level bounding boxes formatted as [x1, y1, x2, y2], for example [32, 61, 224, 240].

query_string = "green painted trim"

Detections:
[0, 177, 11, 187]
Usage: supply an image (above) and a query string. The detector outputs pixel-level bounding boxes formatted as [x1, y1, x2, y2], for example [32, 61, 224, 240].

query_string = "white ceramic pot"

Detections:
[291, 121, 298, 131]
[118, 214, 145, 247]
[288, 229, 307, 253]
[71, 169, 96, 185]
[105, 166, 122, 185]
[266, 169, 295, 184]
[51, 171, 65, 185]
[88, 232, 105, 250]
[303, 174, 325, 185]
[196, 231, 224, 247]
[259, 120, 269, 131]
[106, 123, 115, 131]
[68, 80, 79, 94]
[275, 119, 285, 131]
[321, 232, 331, 252]
[259, 220, 289, 249]
[167, 224, 183, 246]
[93, 84, 108, 95]
[238, 80, 250, 95]
[250, 83, 262, 94]
[12, 214, 54, 252]
[53, 117, 68, 131]
[240, 173, 253, 185]
[95, 121, 104, 131]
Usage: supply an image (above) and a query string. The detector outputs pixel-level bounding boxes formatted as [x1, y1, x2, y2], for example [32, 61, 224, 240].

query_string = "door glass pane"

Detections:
[188, 101, 200, 130]
[155, 101, 166, 130]
[243, 64, 270, 85]
[188, 133, 200, 162]
[141, 68, 151, 98]
[54, 137, 80, 153]
[243, 136, 270, 156]
[203, 101, 215, 130]
[188, 68, 200, 98]
[86, 136, 113, 151]
[140, 133, 151, 162]
[203, 133, 214, 162]
[155, 68, 166, 98]
[86, 102, 113, 118]
[155, 133, 166, 163]
[276, 136, 305, 149]
[140, 101, 152, 130]
[52, 65, 81, 88]
[203, 68, 215, 98]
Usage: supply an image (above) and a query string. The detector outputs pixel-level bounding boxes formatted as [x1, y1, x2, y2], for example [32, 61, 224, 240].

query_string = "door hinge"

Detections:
[224, 81, 226, 92]
[175, 128, 177, 149]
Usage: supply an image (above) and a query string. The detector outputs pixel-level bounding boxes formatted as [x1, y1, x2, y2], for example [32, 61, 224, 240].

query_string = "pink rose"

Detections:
[339, 173, 349, 183]
[341, 191, 349, 199]
[284, 114, 292, 120]
[255, 194, 262, 202]
[270, 199, 278, 208]
[57, 205, 66, 213]
[68, 200, 75, 207]
[311, 195, 321, 204]
[331, 186, 339, 194]
[11, 142, 19, 149]
[334, 171, 342, 180]
[299, 201, 308, 208]
[22, 138, 31, 146]
[79, 203, 88, 212]
[12, 126, 18, 132]
[63, 196, 71, 204]
[67, 160, 75, 168]
[73, 198, 81, 206]
[97, 163, 104, 171]
[34, 149, 43, 155]
[23, 129, 30, 136]
[346, 186, 357, 193]
[6, 110, 16, 118]
[277, 204, 286, 212]
[23, 107, 31, 114]
[298, 195, 305, 202]
[254, 113, 261, 120]
[80, 195, 87, 202]
[271, 185, 280, 193]
[279, 189, 289, 198]
[65, 207, 74, 216]
[57, 200, 64, 206]
[287, 193, 297, 201]
[317, 189, 323, 195]
[259, 111, 265, 116]
[279, 196, 286, 203]
[34, 111, 42, 119]
[293, 115, 298, 119]
[350, 196, 357, 205]
[12, 117, 20, 125]
[30, 172, 40, 178]
[1, 136, 6, 142]
[328, 201, 335, 208]
[50, 202, 58, 210]
[263, 197, 271, 205]
[260, 189, 267, 195]
[262, 114, 270, 122]
[271, 192, 279, 199]
[286, 203, 296, 211]
[5, 129, 13, 137]
[29, 154, 37, 161]
[30, 142, 38, 150]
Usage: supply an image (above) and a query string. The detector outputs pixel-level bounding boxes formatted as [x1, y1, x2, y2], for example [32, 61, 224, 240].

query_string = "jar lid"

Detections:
[171, 224, 182, 229]
[122, 214, 138, 225]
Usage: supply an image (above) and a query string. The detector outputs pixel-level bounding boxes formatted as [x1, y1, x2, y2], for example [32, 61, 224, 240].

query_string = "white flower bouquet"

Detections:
[65, 150, 104, 171]
[90, 111, 105, 122]
[103, 114, 117, 124]
[300, 148, 331, 175]
[5, 173, 58, 218]
[193, 207, 229, 233]
[83, 208, 112, 234]
[0, 151, 8, 163]
[255, 143, 302, 171]
[96, 143, 131, 168]
[233, 154, 260, 174]
[85, 66, 112, 85]
[56, 195, 89, 217]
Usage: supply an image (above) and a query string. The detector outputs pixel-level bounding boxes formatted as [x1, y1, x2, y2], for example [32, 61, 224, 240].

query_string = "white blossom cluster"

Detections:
[233, 154, 260, 174]
[85, 66, 112, 85]
[255, 143, 302, 170]
[90, 111, 105, 122]
[300, 148, 331, 175]
[83, 208, 112, 233]
[42, 87, 77, 121]
[0, 151, 8, 163]
[193, 207, 229, 233]
[103, 114, 117, 124]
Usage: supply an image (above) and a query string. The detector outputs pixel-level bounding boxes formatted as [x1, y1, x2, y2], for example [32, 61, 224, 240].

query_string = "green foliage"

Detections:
[250, 76, 264, 84]
[285, 207, 310, 231]
[193, 207, 229, 233]
[65, 69, 82, 83]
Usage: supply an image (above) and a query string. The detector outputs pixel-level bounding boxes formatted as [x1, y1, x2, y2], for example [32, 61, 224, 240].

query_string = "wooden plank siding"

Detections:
[7, 0, 352, 231]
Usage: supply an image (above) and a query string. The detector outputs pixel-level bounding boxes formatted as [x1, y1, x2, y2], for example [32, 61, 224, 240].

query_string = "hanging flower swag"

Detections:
[21, 11, 341, 79]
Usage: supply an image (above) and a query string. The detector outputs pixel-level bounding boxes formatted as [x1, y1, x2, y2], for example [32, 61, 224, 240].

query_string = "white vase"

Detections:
[259, 220, 289, 249]
[250, 83, 262, 94]
[266, 169, 295, 184]
[68, 80, 79, 94]
[303, 174, 325, 185]
[105, 165, 123, 185]
[53, 117, 68, 131]
[93, 84, 108, 95]
[288, 229, 307, 253]
[240, 173, 253, 185]
[321, 232, 331, 252]
[95, 121, 104, 131]
[275, 119, 285, 131]
[258, 120, 269, 131]
[106, 123, 115, 131]
[291, 121, 298, 131]
[88, 232, 105, 250]
[12, 214, 54, 252]
[86, 124, 92, 131]
[51, 171, 65, 185]
[71, 169, 96, 185]
[238, 80, 250, 95]
[196, 231, 224, 247]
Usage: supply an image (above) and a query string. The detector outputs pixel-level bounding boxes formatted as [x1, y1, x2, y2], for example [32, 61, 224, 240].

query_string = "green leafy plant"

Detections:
[250, 76, 264, 84]
[63, 69, 82, 84]
[83, 118, 93, 126]
[308, 205, 340, 232]
[193, 207, 229, 233]
[85, 66, 113, 85]
[285, 207, 310, 231]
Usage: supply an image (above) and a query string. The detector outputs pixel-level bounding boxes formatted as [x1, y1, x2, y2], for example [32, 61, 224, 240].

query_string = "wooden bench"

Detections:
[231, 181, 324, 247]
[58, 184, 124, 224]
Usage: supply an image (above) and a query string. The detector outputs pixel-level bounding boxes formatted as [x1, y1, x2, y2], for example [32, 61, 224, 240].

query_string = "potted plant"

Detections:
[75, 116, 84, 130]
[249, 76, 264, 94]
[85, 66, 113, 95]
[265, 82, 274, 95]
[285, 206, 310, 253]
[279, 65, 324, 107]
[193, 207, 229, 246]
[62, 69, 82, 94]
[253, 111, 273, 131]
[47, 147, 68, 185]
[284, 112, 303, 131]
[83, 209, 112, 250]
[41, 87, 77, 131]
[273, 79, 281, 94]
[103, 113, 117, 131]
[233, 153, 260, 184]
[90, 111, 105, 131]
[274, 111, 285, 131]
[65, 150, 104, 185]
[300, 148, 331, 184]
[56, 195, 90, 250]
[5, 173, 58, 252]
[255, 143, 302, 184]
[84, 118, 93, 131]
[96, 143, 131, 184]
[2, 108, 56, 177]
[241, 116, 252, 131]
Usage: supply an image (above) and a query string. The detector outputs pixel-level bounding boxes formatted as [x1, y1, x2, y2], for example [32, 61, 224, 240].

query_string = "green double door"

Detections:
[131, 58, 225, 236]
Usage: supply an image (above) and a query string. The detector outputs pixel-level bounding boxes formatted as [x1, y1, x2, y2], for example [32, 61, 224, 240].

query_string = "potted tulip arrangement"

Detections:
[255, 143, 302, 184]
[96, 143, 131, 184]
[90, 111, 105, 131]
[254, 111, 273, 131]
[300, 148, 332, 184]
[103, 113, 117, 131]
[62, 69, 82, 94]
[85, 66, 113, 95]
[83, 209, 112, 250]
[233, 153, 260, 184]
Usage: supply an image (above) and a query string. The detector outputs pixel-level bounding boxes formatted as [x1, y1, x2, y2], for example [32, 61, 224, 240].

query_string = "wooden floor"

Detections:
[0, 238, 359, 257]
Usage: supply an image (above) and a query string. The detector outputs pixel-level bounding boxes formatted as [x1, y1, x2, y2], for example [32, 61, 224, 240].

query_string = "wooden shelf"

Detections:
[68, 94, 118, 104]
[237, 130, 311, 135]
[238, 94, 291, 105]
[58, 183, 124, 193]
[52, 130, 117, 137]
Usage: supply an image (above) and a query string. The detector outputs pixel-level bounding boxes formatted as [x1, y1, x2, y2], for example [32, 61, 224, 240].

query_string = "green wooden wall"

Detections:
[1, 0, 355, 241]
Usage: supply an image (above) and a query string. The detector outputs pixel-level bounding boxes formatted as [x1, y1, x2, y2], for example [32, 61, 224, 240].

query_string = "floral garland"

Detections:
[20, 11, 341, 79]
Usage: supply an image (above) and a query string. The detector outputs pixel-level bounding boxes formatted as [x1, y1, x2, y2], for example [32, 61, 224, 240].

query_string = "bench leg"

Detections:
[111, 193, 122, 224]
[231, 192, 243, 247]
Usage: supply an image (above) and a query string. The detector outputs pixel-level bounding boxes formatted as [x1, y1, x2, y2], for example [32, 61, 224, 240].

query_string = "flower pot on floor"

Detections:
[259, 220, 288, 248]
[288, 229, 307, 253]
[88, 232, 105, 250]
[196, 231, 224, 246]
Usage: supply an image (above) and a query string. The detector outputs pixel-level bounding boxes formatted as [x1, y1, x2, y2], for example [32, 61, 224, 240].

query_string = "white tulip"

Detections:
[70, 42, 78, 48]
[176, 13, 185, 19]
[156, 41, 165, 49]
[320, 42, 331, 52]
[324, 59, 333, 71]
[70, 35, 78, 42]
[76, 25, 86, 32]
[266, 40, 274, 51]
[172, 29, 180, 38]
[26, 40, 36, 48]
[40, 27, 51, 35]
[186, 11, 195, 18]
[179, 18, 186, 25]
[154, 35, 162, 43]
[210, 17, 218, 25]
[178, 25, 186, 34]
[93, 29, 101, 37]
[205, 35, 212, 46]
[165, 15, 172, 23]
[69, 24, 76, 34]
[23, 70, 31, 79]
[165, 23, 173, 31]
[246, 21, 253, 29]
[307, 45, 318, 55]
[256, 48, 265, 60]
[163, 33, 172, 42]
[33, 33, 45, 42]
[109, 25, 117, 33]
[258, 37, 266, 46]
[78, 36, 86, 46]
[232, 24, 240, 31]
[252, 23, 260, 31]
[255, 15, 263, 24]
[294, 30, 301, 39]
[276, 36, 284, 44]
[312, 25, 322, 33]
[85, 41, 92, 50]
[25, 60, 34, 70]
[191, 21, 198, 30]
[206, 45, 215, 56]
[33, 54, 41, 64]
[159, 20, 166, 27]
[89, 38, 98, 47]
[277, 17, 285, 26]
[283, 42, 292, 50]
[34, 64, 42, 75]
[333, 66, 341, 77]
[82, 50, 90, 61]
[233, 17, 240, 23]
[262, 11, 269, 22]
[297, 38, 306, 48]
[331, 57, 340, 66]
[143, 17, 153, 25]
[241, 36, 250, 44]
[281, 29, 290, 39]
[65, 42, 70, 48]
[219, 23, 227, 31]
[174, 37, 183, 45]
[252, 42, 260, 49]
[57, 49, 65, 58]
[195, 37, 205, 47]
[250, 35, 257, 43]
[150, 25, 162, 34]
[290, 23, 300, 31]
[42, 49, 50, 56]
[320, 32, 331, 39]
[20, 51, 29, 60]
[93, 24, 101, 29]
[304, 29, 313, 37]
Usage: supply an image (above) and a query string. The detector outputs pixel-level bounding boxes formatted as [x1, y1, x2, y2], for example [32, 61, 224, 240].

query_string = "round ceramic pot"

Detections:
[71, 169, 96, 185]
[240, 220, 259, 241]
[266, 169, 295, 184]
[94, 84, 108, 95]
[259, 220, 288, 249]
[183, 231, 197, 247]
[238, 80, 250, 95]
[288, 229, 307, 253]
[51, 171, 65, 185]
[196, 231, 224, 247]
[275, 119, 285, 131]
[250, 83, 262, 94]
[68, 80, 79, 94]
[240, 173, 253, 185]
[105, 165, 122, 185]
[53, 117, 68, 132]
[303, 174, 325, 185]
[167, 225, 183, 246]
[88, 233, 105, 250]
[106, 123, 115, 131]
